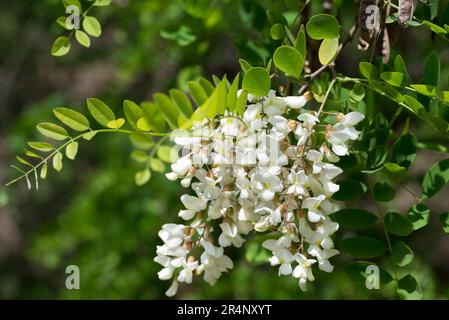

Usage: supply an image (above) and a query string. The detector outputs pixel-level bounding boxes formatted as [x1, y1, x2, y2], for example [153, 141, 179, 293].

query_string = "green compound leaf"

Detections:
[422, 158, 449, 199]
[381, 71, 404, 87]
[123, 100, 143, 130]
[392, 133, 417, 168]
[397, 274, 423, 300]
[332, 179, 367, 201]
[383, 162, 407, 183]
[28, 142, 54, 152]
[227, 74, 240, 112]
[135, 168, 151, 186]
[157, 146, 174, 163]
[273, 46, 304, 79]
[66, 141, 79, 160]
[83, 16, 102, 38]
[51, 36, 71, 57]
[149, 158, 166, 173]
[331, 208, 378, 230]
[75, 30, 91, 48]
[170, 89, 193, 118]
[36, 122, 70, 141]
[385, 212, 414, 237]
[93, 0, 112, 6]
[53, 107, 90, 131]
[359, 62, 379, 80]
[392, 241, 414, 267]
[340, 236, 387, 259]
[411, 84, 437, 97]
[318, 37, 339, 65]
[373, 182, 396, 202]
[242, 67, 270, 96]
[439, 212, 449, 234]
[107, 118, 125, 129]
[270, 23, 285, 40]
[87, 98, 115, 127]
[52, 152, 63, 172]
[141, 101, 166, 133]
[407, 204, 430, 230]
[306, 14, 340, 40]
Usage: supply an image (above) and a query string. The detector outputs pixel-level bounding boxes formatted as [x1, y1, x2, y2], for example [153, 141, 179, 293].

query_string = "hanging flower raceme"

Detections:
[154, 90, 365, 296]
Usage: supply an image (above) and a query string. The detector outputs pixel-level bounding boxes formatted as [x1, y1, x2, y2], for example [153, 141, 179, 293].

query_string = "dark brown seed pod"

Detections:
[398, 0, 414, 26]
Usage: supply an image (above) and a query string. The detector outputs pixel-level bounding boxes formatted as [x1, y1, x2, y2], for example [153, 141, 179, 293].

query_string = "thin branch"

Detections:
[6, 129, 168, 187]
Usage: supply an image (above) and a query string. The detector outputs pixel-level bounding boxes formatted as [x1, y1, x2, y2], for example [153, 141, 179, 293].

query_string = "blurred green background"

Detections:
[0, 0, 448, 299]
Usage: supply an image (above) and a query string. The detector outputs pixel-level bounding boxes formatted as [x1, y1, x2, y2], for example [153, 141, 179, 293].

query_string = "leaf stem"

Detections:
[6, 128, 168, 187]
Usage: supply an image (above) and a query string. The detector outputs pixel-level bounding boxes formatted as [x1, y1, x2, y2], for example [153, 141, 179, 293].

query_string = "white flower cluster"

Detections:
[154, 90, 365, 296]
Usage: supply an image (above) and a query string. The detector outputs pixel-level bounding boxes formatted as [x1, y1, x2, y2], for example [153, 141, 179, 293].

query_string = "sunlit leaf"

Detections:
[36, 123, 69, 141]
[53, 107, 90, 131]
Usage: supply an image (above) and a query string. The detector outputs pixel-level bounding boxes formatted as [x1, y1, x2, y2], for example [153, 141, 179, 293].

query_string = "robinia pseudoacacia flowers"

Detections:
[155, 90, 364, 296]
[8, 0, 449, 300]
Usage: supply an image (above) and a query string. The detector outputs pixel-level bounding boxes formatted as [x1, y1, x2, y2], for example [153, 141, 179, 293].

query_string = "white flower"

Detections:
[302, 195, 327, 222]
[282, 92, 311, 109]
[298, 112, 319, 130]
[252, 173, 283, 201]
[263, 239, 295, 276]
[157, 89, 364, 296]
[338, 111, 365, 127]
[170, 155, 193, 177]
[292, 253, 316, 291]
[200, 239, 234, 285]
[179, 194, 207, 220]
[177, 258, 199, 284]
[218, 221, 244, 248]
[220, 116, 240, 137]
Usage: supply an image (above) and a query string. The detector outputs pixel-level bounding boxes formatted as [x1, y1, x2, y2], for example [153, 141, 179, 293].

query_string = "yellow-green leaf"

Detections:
[53, 107, 90, 131]
[82, 16, 102, 38]
[75, 30, 91, 48]
[135, 168, 151, 186]
[36, 122, 69, 141]
[107, 118, 125, 129]
[87, 98, 115, 127]
[28, 142, 54, 152]
[157, 146, 174, 163]
[136, 117, 151, 131]
[318, 37, 339, 65]
[51, 36, 71, 57]
[123, 100, 143, 130]
[66, 141, 79, 160]
[40, 162, 48, 179]
[53, 152, 63, 172]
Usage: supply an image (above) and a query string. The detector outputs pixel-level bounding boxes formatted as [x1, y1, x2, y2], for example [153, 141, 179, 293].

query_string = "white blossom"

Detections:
[154, 90, 364, 295]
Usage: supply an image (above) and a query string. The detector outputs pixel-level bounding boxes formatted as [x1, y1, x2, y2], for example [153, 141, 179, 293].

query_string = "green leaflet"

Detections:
[392, 241, 414, 267]
[36, 122, 70, 141]
[340, 236, 387, 259]
[306, 14, 340, 40]
[53, 107, 90, 131]
[123, 100, 143, 130]
[273, 46, 304, 79]
[422, 158, 449, 199]
[87, 98, 116, 127]
[66, 141, 79, 160]
[242, 67, 270, 96]
[83, 16, 102, 38]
